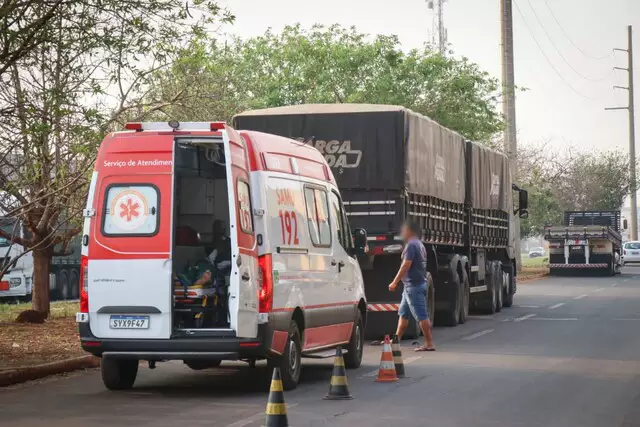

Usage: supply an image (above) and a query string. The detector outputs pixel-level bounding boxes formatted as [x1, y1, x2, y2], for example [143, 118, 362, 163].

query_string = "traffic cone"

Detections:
[324, 346, 353, 400]
[264, 367, 289, 427]
[391, 335, 406, 378]
[375, 335, 399, 383]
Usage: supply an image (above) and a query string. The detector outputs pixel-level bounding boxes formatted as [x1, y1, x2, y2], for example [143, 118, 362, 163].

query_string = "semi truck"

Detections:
[0, 217, 81, 301]
[234, 104, 528, 338]
[545, 210, 624, 276]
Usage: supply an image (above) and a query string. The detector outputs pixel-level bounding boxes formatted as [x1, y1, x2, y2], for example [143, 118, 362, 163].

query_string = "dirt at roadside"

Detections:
[0, 317, 84, 371]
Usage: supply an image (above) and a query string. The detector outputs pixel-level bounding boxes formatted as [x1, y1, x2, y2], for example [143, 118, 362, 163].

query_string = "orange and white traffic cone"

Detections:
[375, 335, 398, 383]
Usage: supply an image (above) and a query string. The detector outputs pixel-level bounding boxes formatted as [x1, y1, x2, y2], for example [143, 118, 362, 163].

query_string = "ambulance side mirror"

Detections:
[353, 228, 368, 256]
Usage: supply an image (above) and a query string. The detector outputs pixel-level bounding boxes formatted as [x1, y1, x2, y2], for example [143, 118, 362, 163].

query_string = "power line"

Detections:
[543, 0, 614, 61]
[512, 0, 604, 102]
[523, 0, 613, 82]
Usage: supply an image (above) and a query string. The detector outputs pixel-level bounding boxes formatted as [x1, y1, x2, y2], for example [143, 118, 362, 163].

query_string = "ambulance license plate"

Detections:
[109, 315, 149, 329]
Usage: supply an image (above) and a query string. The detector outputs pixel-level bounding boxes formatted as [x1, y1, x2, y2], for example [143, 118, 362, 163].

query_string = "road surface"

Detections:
[3, 269, 640, 427]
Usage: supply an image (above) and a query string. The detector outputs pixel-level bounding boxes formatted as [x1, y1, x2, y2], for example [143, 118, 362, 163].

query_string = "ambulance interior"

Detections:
[172, 139, 232, 331]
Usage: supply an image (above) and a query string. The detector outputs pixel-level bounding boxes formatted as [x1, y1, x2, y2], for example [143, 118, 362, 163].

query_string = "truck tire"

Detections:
[494, 262, 503, 313]
[101, 357, 138, 390]
[481, 261, 497, 315]
[459, 268, 470, 324]
[427, 272, 435, 326]
[344, 311, 364, 369]
[437, 261, 461, 327]
[70, 269, 80, 300]
[58, 270, 70, 300]
[503, 265, 515, 308]
[268, 321, 302, 390]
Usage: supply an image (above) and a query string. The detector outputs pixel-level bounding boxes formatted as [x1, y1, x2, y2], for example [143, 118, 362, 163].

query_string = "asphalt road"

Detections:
[3, 269, 640, 427]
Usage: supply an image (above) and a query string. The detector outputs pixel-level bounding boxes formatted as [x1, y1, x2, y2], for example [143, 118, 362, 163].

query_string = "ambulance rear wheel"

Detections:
[268, 321, 301, 391]
[101, 357, 138, 390]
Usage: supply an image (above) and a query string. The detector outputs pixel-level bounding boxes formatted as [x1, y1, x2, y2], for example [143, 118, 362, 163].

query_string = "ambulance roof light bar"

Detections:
[124, 122, 226, 132]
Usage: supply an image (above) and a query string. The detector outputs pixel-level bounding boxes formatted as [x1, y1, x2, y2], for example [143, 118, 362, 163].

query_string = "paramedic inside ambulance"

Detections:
[207, 220, 231, 275]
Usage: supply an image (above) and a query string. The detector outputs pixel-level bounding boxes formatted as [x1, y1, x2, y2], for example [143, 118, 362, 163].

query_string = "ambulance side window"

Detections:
[237, 180, 253, 234]
[304, 186, 331, 247]
[330, 191, 352, 253]
[102, 184, 159, 237]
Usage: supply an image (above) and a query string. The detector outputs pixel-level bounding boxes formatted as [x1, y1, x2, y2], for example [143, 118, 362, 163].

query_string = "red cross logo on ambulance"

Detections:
[109, 189, 149, 231]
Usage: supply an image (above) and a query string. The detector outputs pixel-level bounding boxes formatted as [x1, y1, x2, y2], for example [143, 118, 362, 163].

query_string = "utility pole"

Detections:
[501, 0, 521, 266]
[427, 0, 447, 54]
[606, 25, 637, 240]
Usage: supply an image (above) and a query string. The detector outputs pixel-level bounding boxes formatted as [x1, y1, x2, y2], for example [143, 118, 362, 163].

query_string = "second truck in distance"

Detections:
[235, 104, 528, 338]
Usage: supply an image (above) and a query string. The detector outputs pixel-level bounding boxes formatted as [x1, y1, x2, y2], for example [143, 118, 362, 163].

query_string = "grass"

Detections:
[0, 301, 78, 323]
[521, 256, 549, 268]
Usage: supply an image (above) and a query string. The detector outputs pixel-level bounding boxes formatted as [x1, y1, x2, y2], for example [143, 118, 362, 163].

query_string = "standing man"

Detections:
[388, 220, 435, 351]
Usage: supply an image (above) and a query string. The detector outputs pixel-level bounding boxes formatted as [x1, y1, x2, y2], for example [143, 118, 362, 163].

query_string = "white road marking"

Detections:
[531, 317, 578, 321]
[549, 303, 565, 310]
[611, 283, 617, 287]
[468, 315, 494, 320]
[594, 288, 605, 292]
[514, 313, 537, 322]
[517, 305, 540, 308]
[404, 356, 422, 364]
[461, 329, 495, 341]
[573, 294, 588, 300]
[363, 369, 379, 377]
[613, 318, 640, 321]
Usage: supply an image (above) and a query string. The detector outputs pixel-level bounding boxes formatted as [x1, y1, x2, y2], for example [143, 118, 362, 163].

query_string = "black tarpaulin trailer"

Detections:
[234, 104, 522, 338]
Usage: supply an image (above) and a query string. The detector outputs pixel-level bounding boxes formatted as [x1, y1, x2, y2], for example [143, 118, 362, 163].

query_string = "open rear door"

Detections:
[223, 127, 259, 338]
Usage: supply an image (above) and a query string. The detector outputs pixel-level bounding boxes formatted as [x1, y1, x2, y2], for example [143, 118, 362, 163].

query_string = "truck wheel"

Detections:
[58, 270, 70, 300]
[459, 269, 470, 324]
[268, 321, 301, 390]
[427, 272, 435, 326]
[437, 266, 460, 327]
[503, 267, 514, 308]
[70, 269, 80, 300]
[481, 262, 497, 315]
[494, 262, 503, 313]
[101, 358, 138, 390]
[344, 311, 364, 369]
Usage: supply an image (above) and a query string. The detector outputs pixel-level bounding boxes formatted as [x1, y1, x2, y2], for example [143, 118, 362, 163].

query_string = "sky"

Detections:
[219, 0, 640, 153]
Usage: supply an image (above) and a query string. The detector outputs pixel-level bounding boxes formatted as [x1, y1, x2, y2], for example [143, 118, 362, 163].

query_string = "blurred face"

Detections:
[400, 224, 413, 242]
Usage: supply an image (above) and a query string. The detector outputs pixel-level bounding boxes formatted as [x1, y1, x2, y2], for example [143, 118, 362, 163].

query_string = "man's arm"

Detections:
[389, 259, 413, 291]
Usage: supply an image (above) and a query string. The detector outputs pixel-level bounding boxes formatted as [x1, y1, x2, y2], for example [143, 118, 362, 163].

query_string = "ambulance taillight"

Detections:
[257, 254, 273, 313]
[79, 256, 88, 313]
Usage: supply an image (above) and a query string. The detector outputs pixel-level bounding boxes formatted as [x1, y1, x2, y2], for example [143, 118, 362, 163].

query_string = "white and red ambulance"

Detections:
[77, 122, 368, 390]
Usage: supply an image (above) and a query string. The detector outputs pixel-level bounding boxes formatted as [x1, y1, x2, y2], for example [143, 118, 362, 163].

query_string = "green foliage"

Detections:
[150, 24, 504, 142]
[518, 145, 634, 239]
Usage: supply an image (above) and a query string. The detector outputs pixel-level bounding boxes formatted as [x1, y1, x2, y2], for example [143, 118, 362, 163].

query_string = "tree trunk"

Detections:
[32, 246, 53, 316]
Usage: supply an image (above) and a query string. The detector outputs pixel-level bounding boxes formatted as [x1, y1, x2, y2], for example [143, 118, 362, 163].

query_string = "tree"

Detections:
[0, 0, 232, 317]
[149, 24, 504, 142]
[517, 143, 635, 239]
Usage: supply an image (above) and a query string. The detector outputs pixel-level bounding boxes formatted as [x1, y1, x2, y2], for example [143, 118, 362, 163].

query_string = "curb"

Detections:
[0, 355, 100, 387]
[518, 273, 549, 283]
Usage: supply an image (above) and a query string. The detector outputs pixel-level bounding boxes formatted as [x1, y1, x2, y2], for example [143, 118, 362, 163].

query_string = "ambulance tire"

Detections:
[344, 311, 364, 369]
[268, 321, 301, 391]
[101, 357, 138, 390]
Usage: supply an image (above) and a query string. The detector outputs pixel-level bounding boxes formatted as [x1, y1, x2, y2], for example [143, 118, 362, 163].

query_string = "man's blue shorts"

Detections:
[398, 282, 429, 322]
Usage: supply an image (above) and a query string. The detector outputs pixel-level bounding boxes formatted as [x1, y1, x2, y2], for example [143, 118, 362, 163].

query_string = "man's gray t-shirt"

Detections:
[401, 238, 427, 287]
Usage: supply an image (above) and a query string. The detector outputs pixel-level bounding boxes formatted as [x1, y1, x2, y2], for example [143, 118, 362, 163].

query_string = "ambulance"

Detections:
[77, 122, 368, 390]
